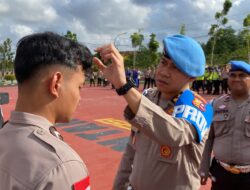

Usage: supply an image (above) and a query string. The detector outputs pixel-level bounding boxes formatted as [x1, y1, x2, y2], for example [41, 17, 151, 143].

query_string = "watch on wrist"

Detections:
[116, 79, 136, 96]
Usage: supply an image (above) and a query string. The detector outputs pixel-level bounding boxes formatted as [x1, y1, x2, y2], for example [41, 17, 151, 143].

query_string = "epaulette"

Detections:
[213, 94, 230, 104]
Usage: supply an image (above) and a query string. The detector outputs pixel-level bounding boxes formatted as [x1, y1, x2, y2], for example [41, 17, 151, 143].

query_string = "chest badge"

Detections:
[160, 145, 171, 158]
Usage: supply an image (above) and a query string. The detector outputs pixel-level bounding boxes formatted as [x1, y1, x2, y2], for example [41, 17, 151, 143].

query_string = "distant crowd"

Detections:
[86, 67, 157, 89]
[87, 65, 230, 95]
[191, 65, 230, 95]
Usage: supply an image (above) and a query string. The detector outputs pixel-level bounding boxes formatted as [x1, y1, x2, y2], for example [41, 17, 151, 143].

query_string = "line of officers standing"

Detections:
[193, 65, 230, 95]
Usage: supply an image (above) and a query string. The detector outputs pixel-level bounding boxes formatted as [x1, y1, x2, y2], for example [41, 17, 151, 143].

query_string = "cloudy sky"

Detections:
[0, 0, 249, 52]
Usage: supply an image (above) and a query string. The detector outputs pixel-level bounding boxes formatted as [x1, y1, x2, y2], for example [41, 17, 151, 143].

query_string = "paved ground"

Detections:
[0, 85, 215, 190]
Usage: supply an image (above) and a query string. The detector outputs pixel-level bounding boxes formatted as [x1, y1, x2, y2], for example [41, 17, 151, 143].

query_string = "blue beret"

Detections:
[229, 60, 250, 74]
[163, 35, 205, 77]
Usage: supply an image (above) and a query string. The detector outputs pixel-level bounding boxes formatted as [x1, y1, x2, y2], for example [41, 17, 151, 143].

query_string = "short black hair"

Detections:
[14, 32, 92, 84]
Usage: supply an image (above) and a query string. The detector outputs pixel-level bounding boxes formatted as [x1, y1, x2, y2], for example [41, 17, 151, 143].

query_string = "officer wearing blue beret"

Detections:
[200, 60, 250, 190]
[229, 60, 250, 74]
[94, 35, 213, 190]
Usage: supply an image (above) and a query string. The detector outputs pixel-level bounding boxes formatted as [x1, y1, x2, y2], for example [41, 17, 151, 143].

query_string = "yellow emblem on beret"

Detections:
[160, 145, 171, 158]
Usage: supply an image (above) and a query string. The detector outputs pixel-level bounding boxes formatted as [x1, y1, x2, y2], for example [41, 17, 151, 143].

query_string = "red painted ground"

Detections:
[0, 85, 214, 190]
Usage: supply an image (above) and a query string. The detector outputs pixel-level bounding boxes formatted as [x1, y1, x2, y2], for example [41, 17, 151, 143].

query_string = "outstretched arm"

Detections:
[93, 44, 142, 115]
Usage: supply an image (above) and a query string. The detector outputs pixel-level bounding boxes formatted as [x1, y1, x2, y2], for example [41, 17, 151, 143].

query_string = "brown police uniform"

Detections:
[200, 94, 250, 189]
[0, 111, 89, 190]
[113, 88, 209, 190]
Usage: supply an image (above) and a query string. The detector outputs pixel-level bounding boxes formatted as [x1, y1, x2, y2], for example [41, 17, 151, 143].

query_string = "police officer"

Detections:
[205, 67, 213, 94]
[93, 35, 213, 190]
[199, 60, 250, 190]
[0, 32, 92, 189]
[211, 67, 220, 95]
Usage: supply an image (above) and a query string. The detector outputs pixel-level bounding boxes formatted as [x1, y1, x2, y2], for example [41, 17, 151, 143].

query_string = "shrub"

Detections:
[4, 74, 15, 81]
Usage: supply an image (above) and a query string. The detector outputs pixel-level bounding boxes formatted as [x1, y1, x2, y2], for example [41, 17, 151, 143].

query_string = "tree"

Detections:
[64, 30, 77, 42]
[203, 27, 249, 65]
[179, 24, 186, 35]
[0, 38, 14, 78]
[243, 14, 250, 62]
[209, 0, 232, 65]
[148, 33, 159, 52]
[130, 30, 144, 69]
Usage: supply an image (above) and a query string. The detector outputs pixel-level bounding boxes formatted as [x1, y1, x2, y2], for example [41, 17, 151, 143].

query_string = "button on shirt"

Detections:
[0, 111, 89, 190]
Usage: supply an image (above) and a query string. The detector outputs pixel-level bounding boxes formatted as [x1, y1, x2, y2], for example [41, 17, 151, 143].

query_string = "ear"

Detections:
[49, 72, 63, 98]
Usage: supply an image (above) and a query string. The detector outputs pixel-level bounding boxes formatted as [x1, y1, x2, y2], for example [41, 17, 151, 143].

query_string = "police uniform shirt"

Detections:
[114, 88, 208, 190]
[200, 94, 250, 176]
[0, 111, 89, 190]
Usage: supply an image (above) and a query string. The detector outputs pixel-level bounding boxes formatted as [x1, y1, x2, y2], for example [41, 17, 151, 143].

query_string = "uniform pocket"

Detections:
[213, 113, 230, 137]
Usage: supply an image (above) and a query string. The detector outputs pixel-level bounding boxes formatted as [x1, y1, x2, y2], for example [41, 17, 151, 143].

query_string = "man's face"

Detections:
[228, 71, 250, 95]
[155, 56, 191, 96]
[57, 65, 85, 123]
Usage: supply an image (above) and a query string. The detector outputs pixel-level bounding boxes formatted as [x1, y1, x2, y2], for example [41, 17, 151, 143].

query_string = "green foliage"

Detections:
[148, 33, 159, 52]
[127, 32, 160, 69]
[204, 27, 249, 65]
[208, 0, 232, 65]
[4, 74, 15, 81]
[243, 14, 250, 62]
[243, 14, 250, 27]
[209, 24, 219, 35]
[215, 12, 222, 19]
[130, 32, 144, 48]
[179, 24, 186, 35]
[222, 0, 232, 15]
[0, 38, 14, 72]
[64, 30, 77, 42]
[222, 17, 228, 25]
[124, 49, 160, 69]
